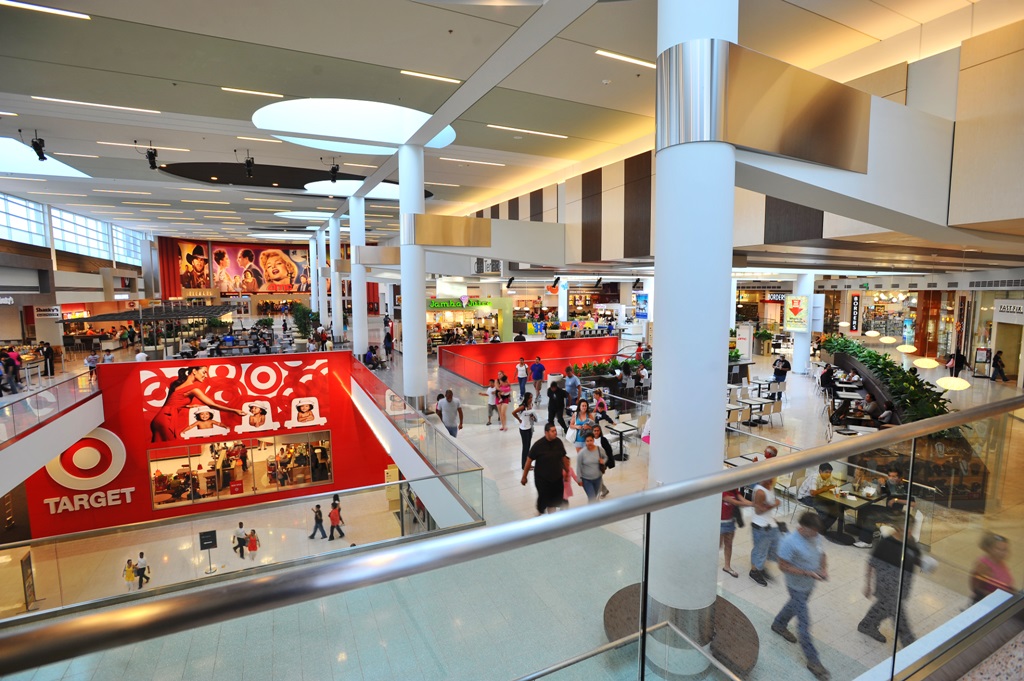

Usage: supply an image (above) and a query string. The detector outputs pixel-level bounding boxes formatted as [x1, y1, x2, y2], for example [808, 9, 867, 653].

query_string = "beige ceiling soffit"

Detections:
[333, 259, 351, 274]
[732, 254, 748, 268]
[658, 40, 870, 173]
[413, 214, 491, 247]
[949, 223, 1024, 245]
[355, 247, 400, 266]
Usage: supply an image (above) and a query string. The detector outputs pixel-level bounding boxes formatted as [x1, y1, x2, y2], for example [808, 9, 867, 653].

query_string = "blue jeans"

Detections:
[773, 586, 821, 666]
[582, 477, 601, 503]
[309, 521, 326, 539]
[518, 377, 528, 398]
[445, 425, 458, 438]
[750, 525, 779, 570]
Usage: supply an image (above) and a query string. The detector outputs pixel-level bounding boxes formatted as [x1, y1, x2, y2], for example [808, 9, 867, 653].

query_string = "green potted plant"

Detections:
[728, 348, 742, 362]
[753, 328, 773, 355]
[290, 302, 314, 351]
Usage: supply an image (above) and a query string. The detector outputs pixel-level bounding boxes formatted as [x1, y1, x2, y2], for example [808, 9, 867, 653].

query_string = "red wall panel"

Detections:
[438, 337, 620, 385]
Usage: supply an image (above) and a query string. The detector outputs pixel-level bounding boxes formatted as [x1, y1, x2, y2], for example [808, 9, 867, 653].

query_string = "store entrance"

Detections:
[992, 321, 1022, 385]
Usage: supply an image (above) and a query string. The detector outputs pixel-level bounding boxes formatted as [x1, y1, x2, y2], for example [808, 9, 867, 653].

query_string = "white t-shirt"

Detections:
[517, 408, 539, 431]
[485, 387, 496, 405]
[516, 364, 529, 379]
[437, 397, 462, 428]
[135, 351, 148, 362]
[751, 484, 778, 528]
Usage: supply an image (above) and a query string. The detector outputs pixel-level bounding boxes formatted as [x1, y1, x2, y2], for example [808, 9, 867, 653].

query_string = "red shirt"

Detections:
[721, 490, 741, 521]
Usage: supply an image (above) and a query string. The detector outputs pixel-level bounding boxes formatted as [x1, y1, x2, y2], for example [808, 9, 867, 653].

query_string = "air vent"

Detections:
[927, 283, 937, 288]
[947, 282, 958, 288]
[844, 284, 852, 289]
[874, 284, 884, 289]
[909, 283, 919, 288]
[831, 285, 838, 289]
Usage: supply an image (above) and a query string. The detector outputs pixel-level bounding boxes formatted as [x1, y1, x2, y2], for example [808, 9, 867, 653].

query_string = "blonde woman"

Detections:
[258, 249, 298, 292]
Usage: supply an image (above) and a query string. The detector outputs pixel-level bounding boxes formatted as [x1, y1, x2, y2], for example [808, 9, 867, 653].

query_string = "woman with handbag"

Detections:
[576, 432, 606, 503]
[592, 424, 614, 500]
[513, 392, 540, 470]
[721, 489, 753, 578]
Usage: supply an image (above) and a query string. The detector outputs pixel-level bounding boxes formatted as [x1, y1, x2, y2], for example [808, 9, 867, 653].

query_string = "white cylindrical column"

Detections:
[329, 216, 343, 346]
[729, 276, 738, 329]
[557, 283, 568, 322]
[791, 273, 814, 374]
[648, 0, 739, 664]
[317, 228, 329, 328]
[350, 197, 369, 356]
[308, 236, 319, 322]
[399, 144, 427, 406]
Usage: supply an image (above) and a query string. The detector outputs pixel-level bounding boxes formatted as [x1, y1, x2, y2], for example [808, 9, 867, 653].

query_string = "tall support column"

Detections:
[329, 216, 344, 346]
[350, 197, 369, 356]
[729, 276, 738, 329]
[557, 284, 568, 323]
[648, 0, 738, 670]
[399, 144, 427, 409]
[791, 272, 814, 374]
[317, 228, 329, 328]
[309, 236, 319, 323]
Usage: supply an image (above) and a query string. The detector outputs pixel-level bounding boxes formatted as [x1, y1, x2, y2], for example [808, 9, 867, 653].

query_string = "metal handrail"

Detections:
[1, 395, 1022, 674]
[0, 371, 97, 445]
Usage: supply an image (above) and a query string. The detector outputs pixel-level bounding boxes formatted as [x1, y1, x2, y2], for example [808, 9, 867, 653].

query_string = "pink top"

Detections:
[563, 465, 581, 500]
[975, 555, 1015, 596]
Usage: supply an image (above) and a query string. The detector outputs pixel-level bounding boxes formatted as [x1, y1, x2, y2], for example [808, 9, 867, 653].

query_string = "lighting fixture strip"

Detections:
[594, 49, 656, 69]
[236, 136, 282, 143]
[221, 87, 283, 98]
[98, 142, 189, 152]
[0, 1, 89, 20]
[439, 157, 505, 167]
[486, 124, 567, 139]
[33, 96, 158, 114]
[400, 70, 461, 84]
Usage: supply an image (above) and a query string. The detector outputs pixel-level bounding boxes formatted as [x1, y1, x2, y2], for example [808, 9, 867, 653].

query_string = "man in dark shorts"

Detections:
[521, 423, 569, 515]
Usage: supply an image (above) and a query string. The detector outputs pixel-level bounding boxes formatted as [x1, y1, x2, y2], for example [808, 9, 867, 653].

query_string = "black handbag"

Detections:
[732, 504, 745, 528]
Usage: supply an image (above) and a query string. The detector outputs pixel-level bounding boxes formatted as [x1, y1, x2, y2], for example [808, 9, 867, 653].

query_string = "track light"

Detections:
[146, 148, 158, 170]
[30, 132, 46, 161]
[633, 278, 641, 289]
[594, 277, 602, 288]
[329, 164, 339, 183]
[244, 156, 255, 179]
[506, 276, 515, 289]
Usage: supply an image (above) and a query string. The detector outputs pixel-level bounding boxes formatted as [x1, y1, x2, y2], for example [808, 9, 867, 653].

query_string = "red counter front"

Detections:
[438, 337, 619, 386]
[24, 353, 392, 539]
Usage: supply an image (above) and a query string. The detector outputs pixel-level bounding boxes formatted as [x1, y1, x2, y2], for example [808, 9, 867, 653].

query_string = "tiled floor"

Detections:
[2, 338, 1023, 680]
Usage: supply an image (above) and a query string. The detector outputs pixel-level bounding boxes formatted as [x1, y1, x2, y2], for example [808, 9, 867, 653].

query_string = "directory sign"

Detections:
[784, 295, 809, 332]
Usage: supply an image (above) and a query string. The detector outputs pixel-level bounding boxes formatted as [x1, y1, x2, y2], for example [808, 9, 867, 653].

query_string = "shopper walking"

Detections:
[770, 353, 791, 400]
[513, 392, 540, 470]
[991, 350, 1008, 382]
[122, 559, 135, 592]
[576, 432, 606, 503]
[309, 504, 327, 539]
[435, 389, 463, 438]
[546, 380, 568, 434]
[563, 366, 581, 414]
[135, 551, 150, 589]
[515, 358, 529, 401]
[771, 512, 830, 681]
[478, 379, 498, 426]
[591, 424, 614, 499]
[496, 375, 512, 431]
[721, 489, 753, 578]
[328, 501, 345, 540]
[84, 350, 99, 383]
[521, 423, 570, 515]
[569, 400, 595, 453]
[247, 530, 261, 561]
[592, 389, 616, 425]
[41, 342, 55, 377]
[858, 516, 920, 646]
[233, 521, 247, 559]
[530, 356, 546, 404]
[749, 476, 781, 586]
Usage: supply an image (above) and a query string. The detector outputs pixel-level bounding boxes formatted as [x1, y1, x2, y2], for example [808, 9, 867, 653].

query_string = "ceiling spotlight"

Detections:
[329, 164, 339, 183]
[29, 131, 46, 161]
[146, 148, 158, 170]
[244, 156, 255, 178]
[506, 277, 515, 289]
[595, 277, 602, 288]
[633, 278, 641, 289]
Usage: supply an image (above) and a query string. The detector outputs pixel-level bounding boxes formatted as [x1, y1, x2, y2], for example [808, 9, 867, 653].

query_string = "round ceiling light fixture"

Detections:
[304, 180, 402, 200]
[837, 321, 850, 327]
[936, 376, 972, 391]
[879, 336, 898, 344]
[896, 344, 918, 354]
[252, 98, 456, 149]
[913, 358, 940, 369]
[864, 330, 881, 337]
[271, 135, 397, 156]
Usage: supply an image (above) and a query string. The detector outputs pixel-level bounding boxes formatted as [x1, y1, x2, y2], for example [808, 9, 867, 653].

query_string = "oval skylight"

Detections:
[275, 211, 337, 221]
[253, 99, 455, 149]
[304, 180, 402, 200]
[272, 135, 397, 156]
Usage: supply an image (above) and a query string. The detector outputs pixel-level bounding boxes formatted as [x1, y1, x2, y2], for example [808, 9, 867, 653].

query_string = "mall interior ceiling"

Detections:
[1, 0, 1022, 281]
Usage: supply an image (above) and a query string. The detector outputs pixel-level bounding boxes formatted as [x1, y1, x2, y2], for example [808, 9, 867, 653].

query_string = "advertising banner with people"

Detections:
[159, 237, 312, 298]
[24, 354, 391, 539]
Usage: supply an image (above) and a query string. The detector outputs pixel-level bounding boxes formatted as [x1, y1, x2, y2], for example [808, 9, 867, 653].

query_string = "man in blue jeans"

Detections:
[435, 389, 463, 438]
[749, 477, 781, 586]
[772, 512, 831, 680]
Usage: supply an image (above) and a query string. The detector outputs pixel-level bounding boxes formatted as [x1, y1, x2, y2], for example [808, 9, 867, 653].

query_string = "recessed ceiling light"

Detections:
[221, 87, 284, 98]
[122, 201, 169, 206]
[33, 96, 158, 114]
[248, 207, 281, 212]
[316, 206, 337, 210]
[399, 69, 461, 84]
[67, 203, 114, 207]
[176, 187, 220, 193]
[1, 176, 46, 181]
[365, 213, 393, 218]
[486, 124, 567, 139]
[170, 222, 201, 226]
[221, 221, 246, 225]
[93, 189, 151, 195]
[201, 209, 236, 213]
[181, 199, 230, 205]
[125, 218, 150, 221]
[96, 142, 188, 152]
[91, 211, 133, 215]
[0, 111, 18, 116]
[156, 216, 193, 220]
[343, 162, 377, 169]
[140, 209, 183, 213]
[27, 191, 86, 196]
[424, 181, 460, 187]
[210, 176, 218, 181]
[236, 136, 283, 143]
[439, 157, 505, 167]
[368, 204, 394, 209]
[244, 198, 292, 203]
[255, 220, 289, 224]
[595, 49, 655, 69]
[305, 180, 402, 199]
[0, 1, 89, 18]
[52, 152, 99, 158]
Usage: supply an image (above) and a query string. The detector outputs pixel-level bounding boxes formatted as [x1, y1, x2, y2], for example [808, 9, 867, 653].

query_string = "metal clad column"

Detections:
[791, 272, 814, 374]
[649, 0, 738, 671]
[399, 144, 427, 408]
[329, 215, 343, 346]
[309, 236, 319, 323]
[350, 197, 368, 356]
[317, 228, 329, 328]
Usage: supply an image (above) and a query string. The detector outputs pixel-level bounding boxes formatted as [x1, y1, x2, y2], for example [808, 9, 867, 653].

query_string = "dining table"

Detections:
[738, 396, 772, 426]
[607, 420, 638, 461]
[817, 484, 880, 544]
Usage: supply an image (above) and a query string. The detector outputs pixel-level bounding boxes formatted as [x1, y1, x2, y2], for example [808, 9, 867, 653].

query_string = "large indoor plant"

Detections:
[290, 302, 314, 351]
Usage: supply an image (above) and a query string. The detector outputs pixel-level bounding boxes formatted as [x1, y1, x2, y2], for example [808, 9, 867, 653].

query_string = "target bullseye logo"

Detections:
[46, 428, 126, 491]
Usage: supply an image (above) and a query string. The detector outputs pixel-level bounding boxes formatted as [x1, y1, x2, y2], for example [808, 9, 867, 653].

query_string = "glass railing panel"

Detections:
[7, 397, 38, 435]
[443, 469, 484, 520]
[642, 624, 737, 681]
[725, 430, 800, 461]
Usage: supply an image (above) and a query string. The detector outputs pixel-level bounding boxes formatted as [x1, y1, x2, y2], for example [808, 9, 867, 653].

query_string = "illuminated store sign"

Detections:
[428, 298, 491, 309]
[850, 294, 860, 332]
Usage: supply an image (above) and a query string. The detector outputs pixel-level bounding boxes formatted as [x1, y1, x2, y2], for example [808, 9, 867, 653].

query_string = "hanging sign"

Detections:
[850, 294, 860, 332]
[784, 295, 809, 332]
[635, 293, 649, 320]
[34, 306, 61, 320]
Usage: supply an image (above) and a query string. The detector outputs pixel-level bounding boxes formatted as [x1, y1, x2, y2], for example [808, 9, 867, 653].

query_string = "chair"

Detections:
[777, 380, 789, 404]
[727, 408, 749, 433]
[765, 399, 783, 427]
